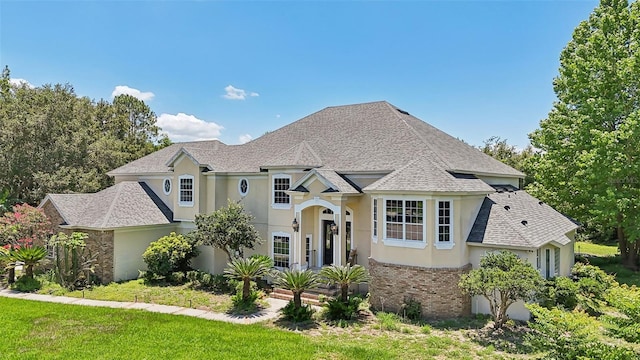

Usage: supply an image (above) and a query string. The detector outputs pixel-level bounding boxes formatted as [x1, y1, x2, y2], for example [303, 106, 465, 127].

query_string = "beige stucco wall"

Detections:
[173, 155, 201, 221]
[113, 225, 177, 281]
[140, 177, 174, 212]
[477, 175, 520, 188]
[370, 195, 486, 269]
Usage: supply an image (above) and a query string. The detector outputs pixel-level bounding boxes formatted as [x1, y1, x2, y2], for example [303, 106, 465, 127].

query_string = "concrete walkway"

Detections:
[0, 289, 288, 324]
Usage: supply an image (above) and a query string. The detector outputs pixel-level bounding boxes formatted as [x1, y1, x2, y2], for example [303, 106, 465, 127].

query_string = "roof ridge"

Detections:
[381, 102, 450, 169]
[99, 182, 125, 228]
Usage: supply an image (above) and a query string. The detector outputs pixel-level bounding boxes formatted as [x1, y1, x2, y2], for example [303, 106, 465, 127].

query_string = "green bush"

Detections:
[603, 285, 640, 343]
[142, 232, 199, 278]
[400, 297, 422, 321]
[540, 277, 579, 310]
[526, 304, 637, 360]
[281, 300, 314, 322]
[11, 276, 42, 292]
[323, 296, 364, 321]
[376, 312, 402, 331]
[184, 271, 233, 293]
[230, 280, 263, 313]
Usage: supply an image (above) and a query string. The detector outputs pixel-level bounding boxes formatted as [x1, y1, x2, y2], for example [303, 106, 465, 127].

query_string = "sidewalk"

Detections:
[0, 289, 288, 324]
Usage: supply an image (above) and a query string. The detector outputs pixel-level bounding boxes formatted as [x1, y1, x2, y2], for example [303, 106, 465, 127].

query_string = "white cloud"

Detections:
[223, 85, 259, 100]
[157, 113, 224, 142]
[276, 114, 281, 118]
[9, 78, 33, 88]
[111, 85, 155, 101]
[238, 134, 253, 144]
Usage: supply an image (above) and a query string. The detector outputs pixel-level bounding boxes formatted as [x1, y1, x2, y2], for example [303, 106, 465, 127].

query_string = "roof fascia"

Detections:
[466, 242, 535, 251]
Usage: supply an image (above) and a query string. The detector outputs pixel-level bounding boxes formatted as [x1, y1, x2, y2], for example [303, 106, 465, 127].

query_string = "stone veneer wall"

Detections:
[368, 258, 471, 318]
[41, 201, 115, 284]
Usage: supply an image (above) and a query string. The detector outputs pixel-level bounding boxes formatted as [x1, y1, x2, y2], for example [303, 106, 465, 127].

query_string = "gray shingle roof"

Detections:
[467, 186, 579, 249]
[107, 101, 524, 180]
[290, 168, 361, 194]
[44, 182, 174, 229]
[364, 157, 495, 193]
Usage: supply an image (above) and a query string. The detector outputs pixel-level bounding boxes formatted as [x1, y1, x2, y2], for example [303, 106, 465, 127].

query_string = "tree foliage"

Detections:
[479, 136, 535, 185]
[142, 232, 200, 277]
[527, 0, 640, 269]
[459, 251, 543, 328]
[190, 200, 262, 262]
[0, 66, 170, 205]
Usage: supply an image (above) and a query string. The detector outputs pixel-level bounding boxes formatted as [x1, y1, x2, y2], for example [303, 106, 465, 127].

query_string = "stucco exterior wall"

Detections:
[113, 226, 176, 281]
[173, 155, 201, 221]
[369, 258, 471, 318]
[140, 177, 174, 212]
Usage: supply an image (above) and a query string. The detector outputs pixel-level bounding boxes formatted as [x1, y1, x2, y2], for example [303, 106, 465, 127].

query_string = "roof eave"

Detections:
[450, 169, 525, 179]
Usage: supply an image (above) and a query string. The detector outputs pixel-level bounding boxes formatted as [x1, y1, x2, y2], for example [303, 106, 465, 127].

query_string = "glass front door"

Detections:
[323, 220, 333, 265]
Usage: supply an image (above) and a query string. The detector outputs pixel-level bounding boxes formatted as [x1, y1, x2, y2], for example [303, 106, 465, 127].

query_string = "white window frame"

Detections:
[554, 247, 560, 277]
[382, 196, 427, 249]
[271, 231, 291, 270]
[271, 174, 292, 209]
[178, 175, 195, 207]
[435, 199, 454, 250]
[238, 178, 249, 197]
[162, 178, 172, 195]
[372, 198, 378, 243]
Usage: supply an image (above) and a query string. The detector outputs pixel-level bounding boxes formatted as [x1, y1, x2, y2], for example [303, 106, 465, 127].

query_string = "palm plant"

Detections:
[274, 269, 320, 310]
[320, 264, 369, 302]
[224, 256, 273, 302]
[10, 246, 47, 279]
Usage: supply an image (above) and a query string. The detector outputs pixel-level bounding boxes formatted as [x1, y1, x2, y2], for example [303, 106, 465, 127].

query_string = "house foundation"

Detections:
[368, 258, 471, 318]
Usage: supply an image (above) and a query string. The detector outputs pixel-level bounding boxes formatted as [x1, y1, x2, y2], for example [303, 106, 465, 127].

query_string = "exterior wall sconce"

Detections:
[330, 221, 338, 235]
[292, 218, 299, 232]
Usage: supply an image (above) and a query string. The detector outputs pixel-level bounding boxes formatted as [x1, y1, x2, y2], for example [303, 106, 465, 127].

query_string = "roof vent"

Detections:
[521, 220, 528, 226]
[504, 206, 510, 211]
[396, 108, 410, 115]
[538, 201, 544, 205]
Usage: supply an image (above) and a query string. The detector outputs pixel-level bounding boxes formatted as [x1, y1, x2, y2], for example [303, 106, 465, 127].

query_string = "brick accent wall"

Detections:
[41, 201, 115, 284]
[368, 258, 471, 318]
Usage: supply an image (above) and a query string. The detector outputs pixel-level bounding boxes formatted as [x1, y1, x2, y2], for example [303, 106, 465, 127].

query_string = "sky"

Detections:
[0, 0, 599, 148]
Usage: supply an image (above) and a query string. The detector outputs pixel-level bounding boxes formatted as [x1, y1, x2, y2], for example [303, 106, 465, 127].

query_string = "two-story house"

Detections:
[40, 101, 578, 319]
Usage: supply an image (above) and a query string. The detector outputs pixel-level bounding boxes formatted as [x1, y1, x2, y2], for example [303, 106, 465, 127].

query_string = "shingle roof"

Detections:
[44, 182, 174, 229]
[364, 157, 495, 193]
[290, 168, 361, 194]
[467, 186, 579, 249]
[107, 101, 524, 179]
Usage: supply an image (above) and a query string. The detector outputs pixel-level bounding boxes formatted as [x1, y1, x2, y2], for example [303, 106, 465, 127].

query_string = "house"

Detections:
[39, 101, 578, 319]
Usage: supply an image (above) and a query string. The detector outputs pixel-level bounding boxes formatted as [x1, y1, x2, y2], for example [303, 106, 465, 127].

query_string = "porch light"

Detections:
[292, 218, 299, 232]
[330, 221, 338, 235]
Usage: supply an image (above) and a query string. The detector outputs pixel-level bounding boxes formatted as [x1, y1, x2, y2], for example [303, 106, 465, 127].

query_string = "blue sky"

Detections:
[1, 1, 598, 147]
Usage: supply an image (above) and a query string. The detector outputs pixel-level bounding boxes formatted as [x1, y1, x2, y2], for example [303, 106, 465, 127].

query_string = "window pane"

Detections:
[273, 235, 290, 268]
[274, 178, 290, 204]
[437, 201, 451, 242]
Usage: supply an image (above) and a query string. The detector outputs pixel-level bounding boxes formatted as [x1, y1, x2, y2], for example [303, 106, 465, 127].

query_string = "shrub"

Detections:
[230, 280, 264, 313]
[142, 232, 199, 278]
[323, 296, 364, 321]
[526, 304, 637, 360]
[400, 297, 422, 321]
[48, 232, 96, 290]
[281, 300, 314, 322]
[603, 285, 640, 343]
[540, 277, 579, 310]
[11, 276, 42, 292]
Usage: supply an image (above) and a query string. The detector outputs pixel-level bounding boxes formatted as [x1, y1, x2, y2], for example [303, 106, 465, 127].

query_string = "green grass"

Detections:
[38, 279, 233, 313]
[575, 241, 619, 257]
[0, 297, 514, 360]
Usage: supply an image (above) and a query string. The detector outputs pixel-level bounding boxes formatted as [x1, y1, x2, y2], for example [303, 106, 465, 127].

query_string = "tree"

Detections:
[319, 264, 369, 303]
[274, 269, 320, 311]
[459, 251, 543, 328]
[479, 136, 535, 186]
[8, 246, 47, 279]
[528, 0, 640, 270]
[190, 200, 262, 262]
[224, 256, 272, 303]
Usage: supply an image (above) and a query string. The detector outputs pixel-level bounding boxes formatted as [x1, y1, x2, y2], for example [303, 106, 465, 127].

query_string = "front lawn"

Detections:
[0, 297, 520, 359]
[575, 241, 618, 257]
[38, 279, 233, 313]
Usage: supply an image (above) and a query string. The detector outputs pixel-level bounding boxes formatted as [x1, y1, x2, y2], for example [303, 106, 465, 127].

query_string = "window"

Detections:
[372, 199, 378, 241]
[305, 235, 312, 266]
[536, 249, 541, 270]
[238, 178, 249, 196]
[554, 248, 560, 276]
[163, 178, 172, 195]
[178, 175, 194, 207]
[545, 249, 551, 279]
[272, 174, 291, 208]
[273, 234, 290, 268]
[384, 199, 425, 243]
[434, 200, 454, 249]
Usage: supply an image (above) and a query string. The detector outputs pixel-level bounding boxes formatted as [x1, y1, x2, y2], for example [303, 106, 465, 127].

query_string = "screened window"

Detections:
[385, 199, 424, 241]
[272, 175, 291, 207]
[273, 235, 290, 268]
[178, 175, 194, 207]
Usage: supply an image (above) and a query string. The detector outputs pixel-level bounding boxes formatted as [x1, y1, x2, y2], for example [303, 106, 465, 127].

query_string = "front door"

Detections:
[323, 220, 334, 265]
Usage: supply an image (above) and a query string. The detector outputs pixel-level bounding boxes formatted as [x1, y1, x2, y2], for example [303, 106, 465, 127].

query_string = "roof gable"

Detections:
[290, 169, 361, 194]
